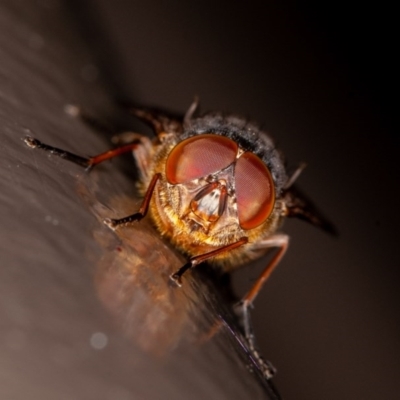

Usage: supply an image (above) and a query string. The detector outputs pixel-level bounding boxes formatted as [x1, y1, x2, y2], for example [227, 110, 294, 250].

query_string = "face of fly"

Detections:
[130, 109, 296, 266]
[164, 133, 277, 233]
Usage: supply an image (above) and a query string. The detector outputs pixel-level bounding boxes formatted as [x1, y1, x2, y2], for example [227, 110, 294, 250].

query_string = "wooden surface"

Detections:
[0, 2, 280, 399]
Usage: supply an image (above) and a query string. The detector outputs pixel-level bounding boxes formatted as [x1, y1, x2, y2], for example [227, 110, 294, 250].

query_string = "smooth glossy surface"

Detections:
[235, 152, 275, 230]
[166, 134, 238, 184]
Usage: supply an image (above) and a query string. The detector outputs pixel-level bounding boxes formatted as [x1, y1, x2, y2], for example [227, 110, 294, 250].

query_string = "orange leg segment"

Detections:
[86, 142, 140, 168]
[242, 237, 289, 306]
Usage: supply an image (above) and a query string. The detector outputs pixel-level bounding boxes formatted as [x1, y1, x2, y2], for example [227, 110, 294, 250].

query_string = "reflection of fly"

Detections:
[24, 100, 335, 378]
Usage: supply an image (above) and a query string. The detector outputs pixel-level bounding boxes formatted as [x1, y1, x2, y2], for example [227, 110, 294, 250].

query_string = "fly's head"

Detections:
[166, 133, 279, 232]
[141, 111, 290, 262]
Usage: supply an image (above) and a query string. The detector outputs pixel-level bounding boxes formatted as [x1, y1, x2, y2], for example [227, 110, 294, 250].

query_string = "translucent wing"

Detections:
[283, 185, 338, 236]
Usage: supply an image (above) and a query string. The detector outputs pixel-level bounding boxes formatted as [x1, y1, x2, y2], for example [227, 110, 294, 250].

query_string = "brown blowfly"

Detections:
[24, 99, 335, 379]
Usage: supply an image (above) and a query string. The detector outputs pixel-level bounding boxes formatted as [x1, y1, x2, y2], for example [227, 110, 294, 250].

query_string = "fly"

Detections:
[24, 99, 336, 379]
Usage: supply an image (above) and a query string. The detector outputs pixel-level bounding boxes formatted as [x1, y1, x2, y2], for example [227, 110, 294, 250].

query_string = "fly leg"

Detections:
[24, 136, 142, 171]
[170, 237, 249, 287]
[25, 133, 159, 228]
[24, 106, 152, 170]
[24, 106, 157, 226]
[234, 234, 289, 379]
[103, 173, 161, 229]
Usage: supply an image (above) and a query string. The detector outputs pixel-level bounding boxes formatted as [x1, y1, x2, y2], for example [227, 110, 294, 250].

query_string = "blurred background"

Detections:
[1, 1, 398, 399]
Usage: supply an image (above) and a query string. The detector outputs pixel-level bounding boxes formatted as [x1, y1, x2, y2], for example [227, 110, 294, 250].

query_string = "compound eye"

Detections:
[166, 134, 238, 184]
[235, 152, 275, 230]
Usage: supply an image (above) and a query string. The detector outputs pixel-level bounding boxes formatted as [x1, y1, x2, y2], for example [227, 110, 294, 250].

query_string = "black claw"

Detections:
[170, 273, 183, 287]
[103, 218, 118, 230]
[24, 136, 39, 148]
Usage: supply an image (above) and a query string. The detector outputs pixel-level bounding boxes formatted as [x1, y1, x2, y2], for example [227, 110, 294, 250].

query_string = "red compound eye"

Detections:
[166, 134, 238, 184]
[235, 152, 275, 230]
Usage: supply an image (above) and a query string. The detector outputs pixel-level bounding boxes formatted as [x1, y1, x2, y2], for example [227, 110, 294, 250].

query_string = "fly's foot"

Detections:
[251, 348, 277, 380]
[169, 273, 183, 287]
[233, 300, 276, 380]
[24, 136, 40, 148]
[243, 326, 277, 379]
[103, 213, 143, 230]
[103, 218, 119, 230]
[169, 261, 193, 288]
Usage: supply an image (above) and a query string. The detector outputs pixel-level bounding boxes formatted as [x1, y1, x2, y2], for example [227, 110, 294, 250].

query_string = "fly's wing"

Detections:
[131, 106, 184, 136]
[118, 98, 201, 137]
[116, 100, 185, 136]
[283, 185, 338, 236]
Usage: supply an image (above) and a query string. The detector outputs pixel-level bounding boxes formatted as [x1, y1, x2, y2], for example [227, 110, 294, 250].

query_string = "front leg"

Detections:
[24, 135, 142, 171]
[104, 173, 161, 229]
[170, 237, 249, 287]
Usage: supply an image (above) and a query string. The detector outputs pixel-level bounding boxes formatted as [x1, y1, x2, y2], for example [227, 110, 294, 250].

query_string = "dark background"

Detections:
[0, 1, 398, 399]
[78, 2, 399, 399]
